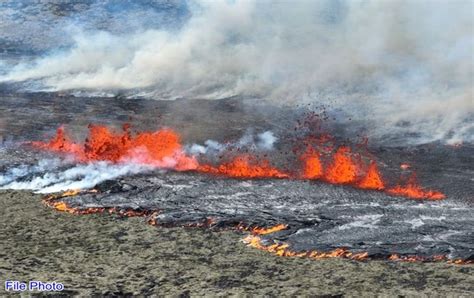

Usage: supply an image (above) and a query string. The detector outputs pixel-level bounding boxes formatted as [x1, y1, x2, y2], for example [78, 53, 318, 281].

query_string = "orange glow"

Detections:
[33, 126, 82, 156]
[324, 147, 358, 184]
[61, 189, 81, 197]
[47, 200, 105, 215]
[33, 124, 198, 171]
[388, 254, 424, 262]
[198, 155, 288, 179]
[43, 190, 153, 217]
[238, 223, 289, 235]
[301, 149, 323, 179]
[387, 174, 445, 200]
[34, 124, 447, 200]
[244, 235, 470, 264]
[251, 223, 288, 235]
[448, 259, 473, 265]
[243, 235, 369, 260]
[41, 189, 466, 265]
[358, 161, 385, 190]
[83, 124, 130, 162]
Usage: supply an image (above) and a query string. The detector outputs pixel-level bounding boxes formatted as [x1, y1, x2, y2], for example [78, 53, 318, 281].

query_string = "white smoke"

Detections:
[0, 159, 152, 194]
[187, 130, 277, 155]
[256, 131, 277, 151]
[0, 158, 65, 186]
[1, 0, 473, 144]
[0, 129, 276, 194]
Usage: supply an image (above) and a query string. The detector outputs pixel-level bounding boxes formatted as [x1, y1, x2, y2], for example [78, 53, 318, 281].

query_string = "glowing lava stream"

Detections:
[42, 191, 471, 265]
[33, 124, 445, 200]
[242, 234, 472, 265]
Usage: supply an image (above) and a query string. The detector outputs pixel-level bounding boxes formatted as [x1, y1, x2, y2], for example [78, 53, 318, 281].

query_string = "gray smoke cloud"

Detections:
[1, 0, 473, 144]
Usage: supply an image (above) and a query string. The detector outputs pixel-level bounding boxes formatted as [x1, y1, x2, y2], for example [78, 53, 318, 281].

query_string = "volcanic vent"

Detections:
[0, 97, 472, 264]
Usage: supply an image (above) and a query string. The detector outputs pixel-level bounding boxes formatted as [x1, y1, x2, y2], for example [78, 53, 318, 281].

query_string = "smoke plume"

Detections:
[1, 0, 472, 144]
[0, 129, 278, 194]
[0, 159, 152, 194]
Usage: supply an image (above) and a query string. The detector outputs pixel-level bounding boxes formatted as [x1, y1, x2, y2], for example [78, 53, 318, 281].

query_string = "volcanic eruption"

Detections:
[3, 116, 464, 265]
[31, 123, 445, 201]
[0, 3, 472, 292]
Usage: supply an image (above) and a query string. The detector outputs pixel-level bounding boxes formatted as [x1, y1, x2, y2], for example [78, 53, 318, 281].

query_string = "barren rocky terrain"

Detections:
[1, 190, 473, 296]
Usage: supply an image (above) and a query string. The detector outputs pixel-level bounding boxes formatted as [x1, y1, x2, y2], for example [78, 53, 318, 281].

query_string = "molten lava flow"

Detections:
[244, 236, 471, 264]
[34, 124, 198, 171]
[251, 223, 288, 235]
[43, 190, 155, 216]
[198, 155, 288, 179]
[61, 189, 82, 197]
[448, 259, 473, 265]
[301, 149, 323, 179]
[33, 124, 447, 200]
[33, 126, 83, 156]
[324, 147, 358, 184]
[84, 124, 131, 161]
[387, 174, 445, 200]
[236, 223, 289, 235]
[358, 161, 385, 190]
[243, 235, 369, 260]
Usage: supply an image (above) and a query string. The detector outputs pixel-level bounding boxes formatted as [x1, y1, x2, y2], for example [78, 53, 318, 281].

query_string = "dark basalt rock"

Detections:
[54, 170, 474, 260]
[0, 93, 473, 261]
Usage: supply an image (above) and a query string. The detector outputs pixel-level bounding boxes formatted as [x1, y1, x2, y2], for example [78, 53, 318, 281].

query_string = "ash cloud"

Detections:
[0, 0, 473, 144]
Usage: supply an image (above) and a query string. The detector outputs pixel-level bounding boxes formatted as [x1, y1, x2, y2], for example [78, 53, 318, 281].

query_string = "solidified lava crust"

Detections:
[41, 172, 474, 264]
[1, 96, 473, 265]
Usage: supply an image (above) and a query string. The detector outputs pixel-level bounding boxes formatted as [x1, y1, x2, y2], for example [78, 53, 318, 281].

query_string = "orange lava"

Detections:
[33, 124, 198, 171]
[43, 189, 154, 217]
[358, 161, 385, 190]
[33, 126, 83, 156]
[237, 223, 289, 235]
[387, 174, 445, 200]
[244, 235, 471, 264]
[43, 189, 466, 264]
[301, 149, 323, 179]
[34, 124, 446, 200]
[198, 155, 288, 179]
[243, 235, 369, 260]
[324, 147, 358, 184]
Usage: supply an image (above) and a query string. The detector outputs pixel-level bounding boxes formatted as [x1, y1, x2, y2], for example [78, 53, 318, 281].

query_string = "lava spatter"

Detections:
[32, 124, 445, 200]
[358, 161, 385, 190]
[388, 174, 445, 200]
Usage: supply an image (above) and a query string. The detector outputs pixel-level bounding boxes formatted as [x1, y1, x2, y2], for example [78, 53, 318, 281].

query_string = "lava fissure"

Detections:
[32, 124, 445, 200]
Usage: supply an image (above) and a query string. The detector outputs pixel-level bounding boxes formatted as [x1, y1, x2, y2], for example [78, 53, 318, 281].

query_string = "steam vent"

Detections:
[1, 0, 472, 295]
